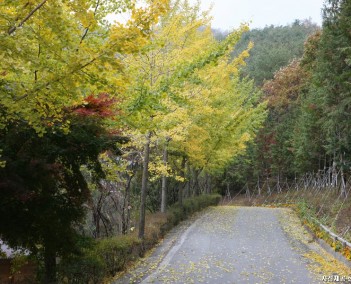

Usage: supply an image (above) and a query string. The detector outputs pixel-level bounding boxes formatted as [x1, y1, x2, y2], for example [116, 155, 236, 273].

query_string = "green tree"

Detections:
[233, 20, 319, 85]
[0, 0, 169, 281]
[292, 0, 351, 196]
[0, 0, 167, 137]
[227, 58, 309, 189]
[0, 94, 122, 283]
[291, 31, 326, 173]
[315, 0, 351, 168]
[122, 0, 267, 238]
[122, 0, 217, 238]
[261, 59, 308, 179]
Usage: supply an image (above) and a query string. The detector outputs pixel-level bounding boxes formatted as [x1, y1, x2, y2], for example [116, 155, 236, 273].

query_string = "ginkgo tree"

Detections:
[0, 0, 168, 137]
[0, 0, 169, 282]
[153, 31, 266, 202]
[120, 0, 267, 238]
[181, 42, 267, 174]
[122, 0, 216, 238]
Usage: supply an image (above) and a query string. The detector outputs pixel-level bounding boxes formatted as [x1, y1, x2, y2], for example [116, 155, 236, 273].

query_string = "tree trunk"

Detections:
[257, 175, 261, 196]
[267, 176, 271, 195]
[178, 157, 186, 206]
[8, 0, 48, 35]
[340, 154, 347, 198]
[276, 171, 282, 193]
[93, 192, 104, 238]
[193, 168, 201, 196]
[122, 175, 133, 235]
[226, 183, 231, 199]
[332, 160, 338, 188]
[205, 173, 211, 194]
[43, 247, 56, 284]
[138, 132, 151, 239]
[161, 139, 169, 213]
[185, 161, 190, 198]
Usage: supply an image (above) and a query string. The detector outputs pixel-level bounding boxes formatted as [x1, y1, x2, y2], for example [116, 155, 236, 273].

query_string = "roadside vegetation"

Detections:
[58, 194, 220, 283]
[1, 0, 350, 282]
[221, 0, 351, 262]
[0, 0, 261, 282]
[225, 186, 351, 261]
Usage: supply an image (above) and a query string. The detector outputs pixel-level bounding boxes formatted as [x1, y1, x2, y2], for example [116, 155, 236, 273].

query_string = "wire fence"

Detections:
[236, 167, 351, 201]
[225, 166, 351, 250]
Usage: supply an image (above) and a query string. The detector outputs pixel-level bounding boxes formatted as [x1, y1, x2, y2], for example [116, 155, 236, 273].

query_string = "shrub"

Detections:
[58, 248, 106, 284]
[58, 194, 221, 283]
[95, 235, 141, 276]
[162, 194, 221, 232]
[58, 235, 141, 283]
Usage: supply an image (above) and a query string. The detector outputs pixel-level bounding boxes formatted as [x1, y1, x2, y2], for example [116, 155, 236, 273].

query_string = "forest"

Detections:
[0, 0, 350, 283]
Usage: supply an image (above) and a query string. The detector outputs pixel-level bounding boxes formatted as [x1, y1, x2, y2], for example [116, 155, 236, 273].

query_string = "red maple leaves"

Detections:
[73, 93, 118, 118]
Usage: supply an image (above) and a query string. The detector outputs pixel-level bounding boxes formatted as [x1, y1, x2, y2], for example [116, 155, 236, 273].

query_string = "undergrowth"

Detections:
[58, 194, 221, 283]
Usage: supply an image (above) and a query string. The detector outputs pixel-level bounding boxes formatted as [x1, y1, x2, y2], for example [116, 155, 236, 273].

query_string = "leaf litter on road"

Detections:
[114, 206, 351, 284]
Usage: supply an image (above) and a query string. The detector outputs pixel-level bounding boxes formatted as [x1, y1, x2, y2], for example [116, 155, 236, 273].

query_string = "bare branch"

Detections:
[8, 0, 49, 35]
[80, 0, 101, 44]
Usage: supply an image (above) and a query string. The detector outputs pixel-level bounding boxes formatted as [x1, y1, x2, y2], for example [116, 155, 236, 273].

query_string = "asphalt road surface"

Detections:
[115, 206, 349, 284]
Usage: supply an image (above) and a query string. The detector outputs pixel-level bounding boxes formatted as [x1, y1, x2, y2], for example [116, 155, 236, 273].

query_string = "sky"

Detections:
[190, 0, 325, 30]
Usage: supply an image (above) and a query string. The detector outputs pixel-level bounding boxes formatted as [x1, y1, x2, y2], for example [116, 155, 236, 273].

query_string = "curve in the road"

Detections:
[115, 206, 351, 284]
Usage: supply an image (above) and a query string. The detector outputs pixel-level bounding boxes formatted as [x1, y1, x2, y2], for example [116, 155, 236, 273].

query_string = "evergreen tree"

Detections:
[233, 20, 319, 85]
[315, 0, 351, 166]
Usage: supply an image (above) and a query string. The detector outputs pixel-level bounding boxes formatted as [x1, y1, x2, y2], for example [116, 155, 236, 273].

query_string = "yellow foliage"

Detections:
[116, 1, 266, 182]
[304, 250, 351, 276]
[342, 247, 351, 260]
[0, 0, 169, 135]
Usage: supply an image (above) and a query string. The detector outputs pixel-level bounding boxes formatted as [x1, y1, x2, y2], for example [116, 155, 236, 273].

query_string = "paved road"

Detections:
[115, 206, 346, 284]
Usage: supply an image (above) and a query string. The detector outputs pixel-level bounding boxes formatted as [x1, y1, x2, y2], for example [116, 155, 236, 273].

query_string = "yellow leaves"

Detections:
[0, 150, 5, 168]
[129, 0, 170, 35]
[66, 0, 95, 28]
[110, 23, 148, 53]
[0, 0, 170, 136]
[342, 247, 351, 260]
[148, 157, 170, 181]
[0, 6, 16, 28]
[230, 43, 252, 71]
[184, 125, 209, 166]
[79, 11, 96, 29]
[180, 55, 265, 173]
[156, 106, 190, 143]
[99, 152, 132, 182]
[304, 250, 351, 277]
[241, 132, 251, 143]
[236, 133, 251, 152]
[148, 148, 185, 182]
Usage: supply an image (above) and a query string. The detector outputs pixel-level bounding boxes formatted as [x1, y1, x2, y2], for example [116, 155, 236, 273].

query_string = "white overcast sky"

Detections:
[190, 0, 325, 30]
